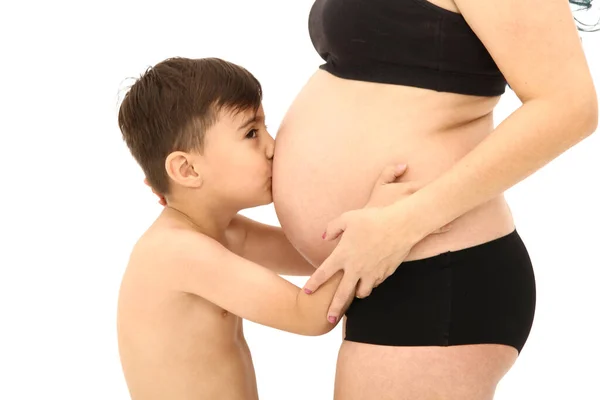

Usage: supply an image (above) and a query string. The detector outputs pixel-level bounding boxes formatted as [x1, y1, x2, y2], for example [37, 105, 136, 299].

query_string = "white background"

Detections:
[1, 1, 599, 399]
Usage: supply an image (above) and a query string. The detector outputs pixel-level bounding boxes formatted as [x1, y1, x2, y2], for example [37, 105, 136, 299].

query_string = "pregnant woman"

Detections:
[272, 0, 598, 398]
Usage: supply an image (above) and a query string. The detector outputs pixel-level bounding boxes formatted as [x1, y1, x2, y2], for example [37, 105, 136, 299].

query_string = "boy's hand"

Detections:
[143, 178, 166, 206]
[366, 164, 451, 234]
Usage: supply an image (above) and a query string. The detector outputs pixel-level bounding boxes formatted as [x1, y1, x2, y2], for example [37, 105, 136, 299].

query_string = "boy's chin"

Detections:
[238, 192, 273, 210]
[255, 192, 274, 207]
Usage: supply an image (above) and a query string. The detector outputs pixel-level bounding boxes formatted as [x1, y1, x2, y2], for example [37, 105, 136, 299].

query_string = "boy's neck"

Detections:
[162, 200, 236, 244]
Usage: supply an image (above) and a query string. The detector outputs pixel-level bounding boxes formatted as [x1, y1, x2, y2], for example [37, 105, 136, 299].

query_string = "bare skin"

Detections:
[274, 71, 517, 400]
[273, 0, 528, 393]
[274, 70, 518, 400]
[118, 104, 450, 399]
[117, 169, 443, 399]
[118, 215, 241, 399]
[117, 218, 260, 400]
[285, 0, 597, 393]
[117, 106, 350, 400]
[117, 204, 352, 400]
[334, 339, 517, 400]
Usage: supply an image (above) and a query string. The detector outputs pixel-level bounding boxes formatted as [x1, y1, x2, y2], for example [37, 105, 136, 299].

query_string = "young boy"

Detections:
[116, 57, 439, 399]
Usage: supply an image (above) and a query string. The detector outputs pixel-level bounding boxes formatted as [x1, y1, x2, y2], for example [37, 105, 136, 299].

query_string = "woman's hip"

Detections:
[344, 228, 537, 354]
[405, 195, 516, 261]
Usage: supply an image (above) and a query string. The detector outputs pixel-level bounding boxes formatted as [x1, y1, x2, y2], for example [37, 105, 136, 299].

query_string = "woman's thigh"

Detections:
[334, 341, 517, 400]
[334, 229, 535, 399]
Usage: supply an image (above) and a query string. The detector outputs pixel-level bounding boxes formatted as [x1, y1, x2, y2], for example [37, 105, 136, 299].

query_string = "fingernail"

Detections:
[328, 316, 337, 324]
[303, 288, 312, 294]
[396, 164, 407, 170]
[322, 231, 326, 239]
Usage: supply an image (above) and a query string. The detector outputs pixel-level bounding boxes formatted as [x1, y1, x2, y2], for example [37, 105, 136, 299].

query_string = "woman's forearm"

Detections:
[391, 93, 598, 241]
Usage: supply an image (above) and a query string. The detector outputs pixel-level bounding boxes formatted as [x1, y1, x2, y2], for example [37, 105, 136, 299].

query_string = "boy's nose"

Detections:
[265, 135, 275, 160]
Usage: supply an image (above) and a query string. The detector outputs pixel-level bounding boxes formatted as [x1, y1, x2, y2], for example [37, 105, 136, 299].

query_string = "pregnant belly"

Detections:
[272, 70, 514, 266]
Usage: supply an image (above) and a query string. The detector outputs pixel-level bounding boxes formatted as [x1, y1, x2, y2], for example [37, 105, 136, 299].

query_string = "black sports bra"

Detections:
[308, 0, 507, 96]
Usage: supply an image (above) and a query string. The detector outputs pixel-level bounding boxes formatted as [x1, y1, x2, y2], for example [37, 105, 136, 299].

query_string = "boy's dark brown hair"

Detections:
[118, 57, 262, 195]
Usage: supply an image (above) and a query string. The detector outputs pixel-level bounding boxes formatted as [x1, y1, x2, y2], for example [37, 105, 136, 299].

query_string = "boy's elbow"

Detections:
[302, 317, 338, 336]
[311, 324, 336, 337]
[291, 309, 337, 336]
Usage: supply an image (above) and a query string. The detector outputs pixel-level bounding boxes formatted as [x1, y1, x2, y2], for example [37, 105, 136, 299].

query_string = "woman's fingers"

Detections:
[377, 164, 408, 185]
[323, 214, 349, 241]
[327, 273, 359, 323]
[431, 221, 453, 234]
[355, 277, 377, 299]
[303, 259, 340, 294]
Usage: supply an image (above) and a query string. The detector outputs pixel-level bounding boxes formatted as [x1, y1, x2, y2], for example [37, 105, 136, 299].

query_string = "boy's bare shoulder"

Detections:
[134, 223, 224, 266]
[123, 223, 225, 296]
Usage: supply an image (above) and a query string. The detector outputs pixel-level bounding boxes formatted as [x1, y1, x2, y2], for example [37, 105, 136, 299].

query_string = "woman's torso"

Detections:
[273, 0, 515, 266]
[273, 69, 515, 266]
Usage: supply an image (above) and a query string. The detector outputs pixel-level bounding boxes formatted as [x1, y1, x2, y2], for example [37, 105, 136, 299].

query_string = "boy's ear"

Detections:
[164, 151, 203, 189]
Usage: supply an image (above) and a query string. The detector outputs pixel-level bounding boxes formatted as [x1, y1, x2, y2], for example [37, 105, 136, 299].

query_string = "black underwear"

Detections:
[344, 229, 536, 354]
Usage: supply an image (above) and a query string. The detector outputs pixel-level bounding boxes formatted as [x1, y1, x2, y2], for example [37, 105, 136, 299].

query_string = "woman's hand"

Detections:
[144, 178, 166, 206]
[302, 164, 450, 324]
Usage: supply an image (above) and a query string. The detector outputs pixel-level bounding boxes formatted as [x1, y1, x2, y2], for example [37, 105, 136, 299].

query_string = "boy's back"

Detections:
[117, 214, 260, 400]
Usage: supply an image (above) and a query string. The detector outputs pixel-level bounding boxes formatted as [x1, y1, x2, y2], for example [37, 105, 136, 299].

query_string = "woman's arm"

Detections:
[391, 0, 598, 240]
[164, 229, 346, 335]
[303, 0, 598, 322]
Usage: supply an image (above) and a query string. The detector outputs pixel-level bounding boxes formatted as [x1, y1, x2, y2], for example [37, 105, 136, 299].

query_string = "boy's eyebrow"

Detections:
[238, 114, 265, 131]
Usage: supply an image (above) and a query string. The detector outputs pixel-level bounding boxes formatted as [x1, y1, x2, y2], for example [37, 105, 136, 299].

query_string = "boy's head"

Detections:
[118, 57, 274, 210]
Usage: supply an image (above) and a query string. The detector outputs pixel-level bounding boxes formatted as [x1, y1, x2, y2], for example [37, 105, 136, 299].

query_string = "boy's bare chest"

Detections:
[178, 291, 245, 339]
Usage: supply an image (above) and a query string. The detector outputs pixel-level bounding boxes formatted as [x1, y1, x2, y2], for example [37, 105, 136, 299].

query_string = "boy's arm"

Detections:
[165, 230, 348, 336]
[231, 214, 316, 276]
